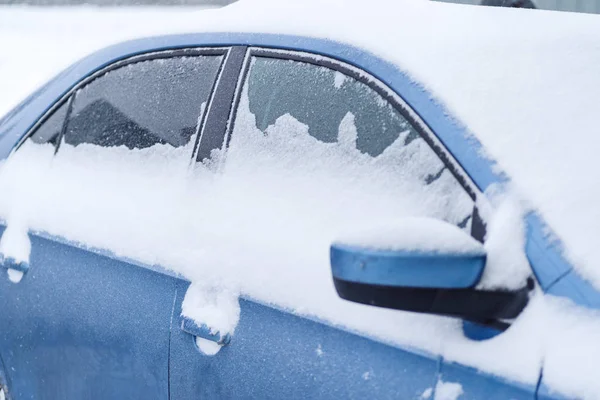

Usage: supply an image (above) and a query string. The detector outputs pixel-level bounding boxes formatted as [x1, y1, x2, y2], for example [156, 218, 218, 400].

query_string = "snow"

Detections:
[182, 283, 241, 337]
[195, 337, 222, 356]
[421, 387, 433, 399]
[0, 86, 472, 353]
[315, 344, 324, 357]
[335, 217, 485, 255]
[0, 215, 31, 283]
[7, 269, 24, 284]
[434, 380, 463, 400]
[476, 187, 531, 290]
[1, 1, 600, 398]
[0, 220, 31, 265]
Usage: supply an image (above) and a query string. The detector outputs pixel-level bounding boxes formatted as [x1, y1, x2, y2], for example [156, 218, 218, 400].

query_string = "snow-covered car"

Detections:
[1, 1, 599, 399]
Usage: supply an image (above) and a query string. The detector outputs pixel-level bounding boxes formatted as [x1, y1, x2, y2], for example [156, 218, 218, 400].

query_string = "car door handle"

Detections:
[0, 256, 29, 274]
[180, 316, 231, 346]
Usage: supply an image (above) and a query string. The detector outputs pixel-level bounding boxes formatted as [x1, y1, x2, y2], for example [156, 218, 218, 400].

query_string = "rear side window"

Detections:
[62, 55, 223, 150]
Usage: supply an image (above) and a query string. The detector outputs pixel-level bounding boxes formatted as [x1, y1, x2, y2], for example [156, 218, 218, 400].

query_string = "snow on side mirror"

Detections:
[330, 218, 531, 332]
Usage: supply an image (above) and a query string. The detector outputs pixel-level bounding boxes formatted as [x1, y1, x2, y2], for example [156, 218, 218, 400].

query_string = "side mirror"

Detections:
[330, 218, 530, 330]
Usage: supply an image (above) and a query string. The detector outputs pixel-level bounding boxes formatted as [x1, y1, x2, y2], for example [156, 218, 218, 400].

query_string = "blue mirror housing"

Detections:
[330, 218, 531, 330]
[330, 245, 486, 289]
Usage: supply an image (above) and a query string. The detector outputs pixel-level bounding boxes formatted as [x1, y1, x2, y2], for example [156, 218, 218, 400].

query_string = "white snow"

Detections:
[476, 187, 531, 290]
[0, 215, 31, 283]
[335, 217, 485, 255]
[434, 380, 463, 400]
[421, 387, 433, 399]
[195, 337, 222, 356]
[1, 2, 600, 398]
[315, 344, 324, 357]
[181, 283, 240, 337]
[333, 71, 347, 89]
[7, 269, 24, 284]
[0, 221, 31, 265]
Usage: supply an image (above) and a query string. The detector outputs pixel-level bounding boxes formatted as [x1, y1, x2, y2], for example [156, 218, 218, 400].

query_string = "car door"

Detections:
[167, 48, 535, 399]
[0, 48, 226, 399]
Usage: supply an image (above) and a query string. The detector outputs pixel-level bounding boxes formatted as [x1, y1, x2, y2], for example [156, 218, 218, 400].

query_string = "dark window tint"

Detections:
[246, 57, 419, 157]
[29, 101, 68, 145]
[64, 55, 223, 150]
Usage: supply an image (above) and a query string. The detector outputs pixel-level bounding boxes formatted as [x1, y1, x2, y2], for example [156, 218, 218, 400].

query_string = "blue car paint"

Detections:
[439, 361, 537, 399]
[0, 33, 590, 398]
[170, 279, 535, 399]
[0, 32, 594, 311]
[330, 244, 486, 289]
[169, 280, 442, 400]
[0, 224, 176, 399]
[537, 381, 571, 400]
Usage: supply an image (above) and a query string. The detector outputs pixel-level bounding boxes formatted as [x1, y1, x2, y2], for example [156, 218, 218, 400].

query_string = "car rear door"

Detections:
[0, 48, 226, 399]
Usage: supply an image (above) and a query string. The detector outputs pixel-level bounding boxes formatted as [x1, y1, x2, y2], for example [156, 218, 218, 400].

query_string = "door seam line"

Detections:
[167, 284, 179, 400]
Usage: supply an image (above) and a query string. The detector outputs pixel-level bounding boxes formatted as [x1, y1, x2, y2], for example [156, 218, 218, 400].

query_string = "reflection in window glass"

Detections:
[29, 101, 68, 146]
[64, 55, 223, 150]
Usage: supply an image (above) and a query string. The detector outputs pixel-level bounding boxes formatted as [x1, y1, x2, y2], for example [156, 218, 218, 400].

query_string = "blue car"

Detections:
[0, 29, 596, 400]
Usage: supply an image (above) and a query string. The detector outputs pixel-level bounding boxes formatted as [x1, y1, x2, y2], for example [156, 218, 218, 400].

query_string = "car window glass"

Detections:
[230, 56, 474, 229]
[29, 101, 68, 146]
[63, 55, 223, 150]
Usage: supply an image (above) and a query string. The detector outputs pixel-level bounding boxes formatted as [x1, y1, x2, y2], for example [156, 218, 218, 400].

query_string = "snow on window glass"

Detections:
[63, 55, 223, 150]
[238, 56, 473, 228]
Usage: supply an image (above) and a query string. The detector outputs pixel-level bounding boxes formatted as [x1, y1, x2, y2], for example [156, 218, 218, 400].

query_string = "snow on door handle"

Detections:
[0, 255, 29, 283]
[180, 315, 231, 346]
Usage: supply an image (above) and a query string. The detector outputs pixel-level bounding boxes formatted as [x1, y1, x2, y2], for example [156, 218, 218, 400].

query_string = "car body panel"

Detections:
[0, 225, 177, 399]
[439, 361, 536, 399]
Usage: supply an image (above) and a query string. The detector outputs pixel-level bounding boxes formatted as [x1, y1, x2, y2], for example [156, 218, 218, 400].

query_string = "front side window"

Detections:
[62, 55, 223, 150]
[230, 55, 474, 230]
